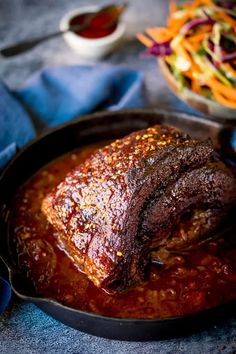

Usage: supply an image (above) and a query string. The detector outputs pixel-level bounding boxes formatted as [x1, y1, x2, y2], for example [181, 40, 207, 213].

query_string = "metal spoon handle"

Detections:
[0, 31, 64, 57]
[0, 18, 94, 58]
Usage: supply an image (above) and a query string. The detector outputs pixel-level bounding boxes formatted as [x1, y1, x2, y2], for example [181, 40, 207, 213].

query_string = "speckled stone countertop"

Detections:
[0, 1, 236, 353]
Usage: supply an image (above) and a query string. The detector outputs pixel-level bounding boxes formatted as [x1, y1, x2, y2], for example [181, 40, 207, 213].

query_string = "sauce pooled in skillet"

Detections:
[10, 143, 236, 319]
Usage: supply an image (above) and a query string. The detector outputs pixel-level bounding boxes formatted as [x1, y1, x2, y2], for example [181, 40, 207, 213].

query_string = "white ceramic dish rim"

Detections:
[60, 6, 126, 46]
[158, 58, 236, 120]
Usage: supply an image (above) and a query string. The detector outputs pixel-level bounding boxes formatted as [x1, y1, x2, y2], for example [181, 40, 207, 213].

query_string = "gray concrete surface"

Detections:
[0, 1, 236, 353]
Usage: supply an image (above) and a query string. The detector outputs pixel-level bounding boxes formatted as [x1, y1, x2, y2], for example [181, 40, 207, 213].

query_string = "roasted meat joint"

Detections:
[42, 125, 236, 293]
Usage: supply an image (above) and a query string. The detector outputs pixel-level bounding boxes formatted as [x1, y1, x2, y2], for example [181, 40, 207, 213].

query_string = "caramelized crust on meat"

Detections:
[42, 125, 236, 292]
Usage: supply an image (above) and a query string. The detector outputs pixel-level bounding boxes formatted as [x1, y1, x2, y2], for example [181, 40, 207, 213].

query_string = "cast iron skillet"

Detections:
[0, 109, 236, 341]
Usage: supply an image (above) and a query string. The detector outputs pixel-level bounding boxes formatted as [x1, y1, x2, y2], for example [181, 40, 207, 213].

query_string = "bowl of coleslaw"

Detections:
[137, 0, 236, 120]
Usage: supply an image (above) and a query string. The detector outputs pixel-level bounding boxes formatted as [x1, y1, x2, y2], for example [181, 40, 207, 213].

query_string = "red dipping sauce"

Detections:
[70, 12, 117, 39]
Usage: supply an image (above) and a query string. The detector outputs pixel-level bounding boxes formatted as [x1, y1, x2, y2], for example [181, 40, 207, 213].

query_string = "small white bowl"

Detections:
[60, 6, 126, 60]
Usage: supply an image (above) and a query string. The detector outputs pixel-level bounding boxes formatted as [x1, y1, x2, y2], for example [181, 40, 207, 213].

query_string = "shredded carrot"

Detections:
[190, 0, 214, 8]
[174, 44, 201, 73]
[212, 88, 236, 109]
[175, 44, 192, 65]
[206, 78, 236, 101]
[164, 56, 173, 65]
[145, 27, 174, 43]
[191, 78, 201, 93]
[198, 25, 212, 33]
[184, 70, 201, 83]
[182, 40, 201, 72]
[217, 10, 236, 29]
[184, 70, 194, 79]
[167, 14, 190, 32]
[183, 38, 201, 53]
[188, 25, 212, 43]
[181, 2, 194, 10]
[188, 32, 207, 44]
[136, 33, 153, 48]
[200, 0, 215, 6]
[169, 0, 177, 15]
[189, 0, 201, 9]
[188, 33, 206, 44]
[222, 63, 236, 78]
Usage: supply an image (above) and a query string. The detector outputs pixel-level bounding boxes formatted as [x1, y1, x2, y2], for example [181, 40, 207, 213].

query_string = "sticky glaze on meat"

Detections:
[41, 125, 236, 293]
[11, 142, 236, 318]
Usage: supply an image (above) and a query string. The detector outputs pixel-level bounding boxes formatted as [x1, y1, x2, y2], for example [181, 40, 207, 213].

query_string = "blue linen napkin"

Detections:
[0, 64, 145, 314]
[0, 259, 11, 316]
[0, 81, 36, 169]
[0, 64, 144, 168]
[0, 275, 11, 316]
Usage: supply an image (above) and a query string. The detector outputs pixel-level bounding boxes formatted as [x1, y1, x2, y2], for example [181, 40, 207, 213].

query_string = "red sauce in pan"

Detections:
[11, 143, 236, 319]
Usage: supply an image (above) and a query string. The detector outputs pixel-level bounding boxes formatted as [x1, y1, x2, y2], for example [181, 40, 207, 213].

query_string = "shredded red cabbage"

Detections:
[208, 40, 215, 52]
[207, 40, 220, 67]
[222, 52, 236, 63]
[180, 17, 215, 36]
[207, 39, 236, 65]
[143, 41, 172, 57]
